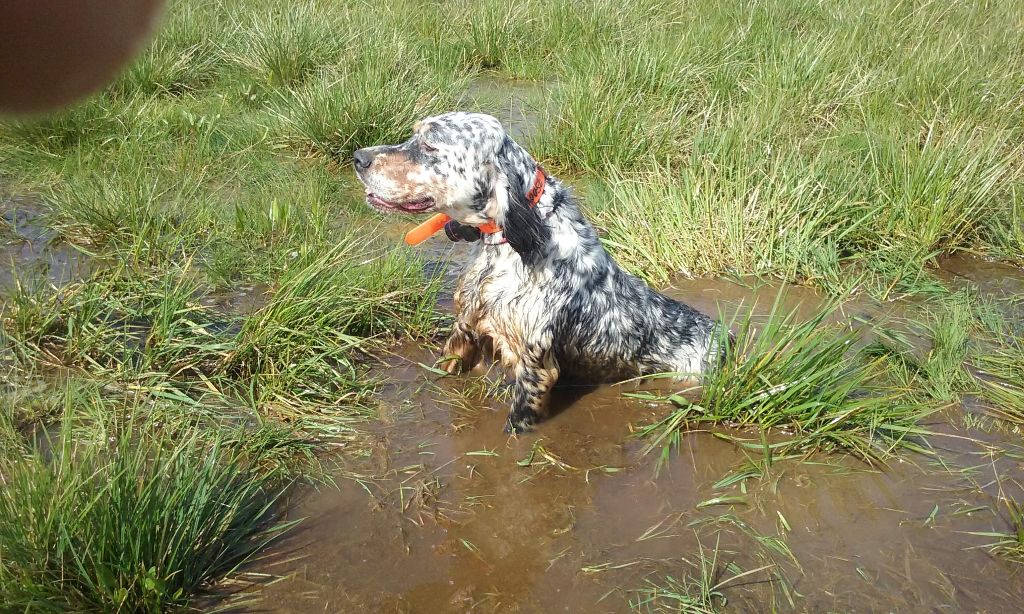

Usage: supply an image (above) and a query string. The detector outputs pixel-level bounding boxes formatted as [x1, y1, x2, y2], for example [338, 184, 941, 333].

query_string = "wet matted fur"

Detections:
[355, 112, 722, 433]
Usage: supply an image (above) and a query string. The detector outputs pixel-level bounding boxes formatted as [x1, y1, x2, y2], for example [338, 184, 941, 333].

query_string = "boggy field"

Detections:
[1, 0, 1023, 611]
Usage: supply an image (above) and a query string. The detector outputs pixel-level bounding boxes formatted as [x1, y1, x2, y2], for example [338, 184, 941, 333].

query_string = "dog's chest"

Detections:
[454, 248, 552, 331]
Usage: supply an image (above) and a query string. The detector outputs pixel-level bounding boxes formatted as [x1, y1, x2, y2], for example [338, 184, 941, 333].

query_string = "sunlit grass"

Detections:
[0, 402, 296, 611]
[1, 0, 1024, 606]
[271, 37, 466, 162]
[226, 239, 442, 408]
[638, 292, 934, 465]
[866, 291, 975, 403]
[588, 152, 851, 289]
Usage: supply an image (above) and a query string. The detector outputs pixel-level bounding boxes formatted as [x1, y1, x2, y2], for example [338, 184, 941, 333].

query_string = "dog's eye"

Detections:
[421, 141, 438, 153]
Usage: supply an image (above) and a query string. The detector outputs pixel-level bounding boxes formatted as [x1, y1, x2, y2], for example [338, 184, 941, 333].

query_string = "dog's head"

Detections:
[353, 112, 549, 259]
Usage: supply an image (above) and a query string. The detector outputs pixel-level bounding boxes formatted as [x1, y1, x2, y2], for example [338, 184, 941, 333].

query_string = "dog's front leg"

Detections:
[440, 321, 481, 375]
[505, 343, 559, 434]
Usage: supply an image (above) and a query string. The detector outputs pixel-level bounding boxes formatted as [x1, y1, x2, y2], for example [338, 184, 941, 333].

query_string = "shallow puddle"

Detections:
[0, 195, 94, 292]
[460, 74, 546, 142]
[244, 260, 1024, 613]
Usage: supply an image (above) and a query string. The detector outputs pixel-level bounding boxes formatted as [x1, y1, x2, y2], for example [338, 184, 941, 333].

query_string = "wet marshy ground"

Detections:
[0, 196, 95, 292]
[239, 251, 1024, 613]
[4, 192, 1024, 612]
[5, 162, 1024, 614]
[4, 1, 1024, 609]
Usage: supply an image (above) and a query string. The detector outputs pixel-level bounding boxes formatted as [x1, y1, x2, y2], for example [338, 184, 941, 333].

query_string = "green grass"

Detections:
[983, 498, 1024, 564]
[0, 396, 296, 612]
[637, 292, 934, 465]
[2, 0, 1024, 607]
[3, 237, 439, 435]
[866, 291, 976, 403]
[588, 153, 851, 289]
[271, 37, 466, 162]
[630, 514, 797, 613]
[227, 3, 349, 89]
[227, 239, 442, 410]
[974, 303, 1024, 428]
[5, 264, 235, 382]
[535, 0, 1024, 291]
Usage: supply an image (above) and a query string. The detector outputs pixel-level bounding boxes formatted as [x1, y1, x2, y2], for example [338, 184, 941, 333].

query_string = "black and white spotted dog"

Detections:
[354, 112, 722, 433]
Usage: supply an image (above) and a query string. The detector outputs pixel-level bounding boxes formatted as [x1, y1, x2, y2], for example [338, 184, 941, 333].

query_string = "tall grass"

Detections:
[45, 162, 215, 264]
[228, 3, 350, 88]
[0, 415, 294, 611]
[226, 239, 442, 406]
[852, 129, 1019, 276]
[272, 38, 466, 161]
[440, 0, 649, 78]
[522, 0, 1024, 290]
[4, 241, 441, 424]
[1, 0, 1023, 607]
[111, 0, 230, 98]
[638, 292, 933, 464]
[974, 306, 1024, 427]
[528, 79, 691, 174]
[589, 151, 851, 288]
[5, 265, 233, 384]
[866, 291, 975, 402]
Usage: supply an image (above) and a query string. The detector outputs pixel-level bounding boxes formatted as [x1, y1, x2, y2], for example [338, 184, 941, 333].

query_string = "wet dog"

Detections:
[354, 112, 722, 432]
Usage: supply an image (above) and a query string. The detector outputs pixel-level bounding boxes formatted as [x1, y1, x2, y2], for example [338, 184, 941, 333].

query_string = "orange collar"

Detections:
[402, 167, 547, 246]
[478, 167, 546, 235]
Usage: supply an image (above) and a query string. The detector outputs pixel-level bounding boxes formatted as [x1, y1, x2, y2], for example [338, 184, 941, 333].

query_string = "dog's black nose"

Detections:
[353, 148, 373, 171]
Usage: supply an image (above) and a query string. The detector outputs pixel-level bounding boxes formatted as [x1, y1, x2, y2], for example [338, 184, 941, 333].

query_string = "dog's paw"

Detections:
[437, 352, 467, 375]
[504, 414, 536, 435]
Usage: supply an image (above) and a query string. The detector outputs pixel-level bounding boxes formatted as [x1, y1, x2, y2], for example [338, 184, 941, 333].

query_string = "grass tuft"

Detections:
[0, 412, 294, 611]
[229, 3, 350, 88]
[273, 39, 465, 161]
[639, 292, 933, 465]
[226, 240, 442, 407]
[867, 291, 975, 402]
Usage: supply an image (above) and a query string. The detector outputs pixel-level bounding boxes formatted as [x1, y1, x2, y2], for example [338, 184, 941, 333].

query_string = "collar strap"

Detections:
[525, 166, 546, 207]
[480, 167, 546, 237]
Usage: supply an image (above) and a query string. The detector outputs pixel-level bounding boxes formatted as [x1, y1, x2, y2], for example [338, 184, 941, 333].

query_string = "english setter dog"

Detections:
[354, 112, 722, 433]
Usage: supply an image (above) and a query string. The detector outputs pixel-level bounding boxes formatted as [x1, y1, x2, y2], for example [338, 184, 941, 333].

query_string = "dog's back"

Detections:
[539, 197, 719, 382]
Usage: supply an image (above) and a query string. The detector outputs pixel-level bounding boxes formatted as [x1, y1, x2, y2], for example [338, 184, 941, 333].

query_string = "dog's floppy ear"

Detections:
[494, 137, 548, 266]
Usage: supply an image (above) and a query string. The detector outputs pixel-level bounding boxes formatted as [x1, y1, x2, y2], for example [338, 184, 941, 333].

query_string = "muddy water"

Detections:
[460, 74, 545, 142]
[247, 257, 1024, 613]
[0, 196, 94, 292]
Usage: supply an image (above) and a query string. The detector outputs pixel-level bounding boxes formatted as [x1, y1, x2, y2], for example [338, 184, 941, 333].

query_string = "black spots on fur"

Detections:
[471, 191, 487, 211]
[424, 125, 455, 146]
[470, 175, 490, 211]
[581, 265, 608, 293]
[547, 192, 567, 221]
[405, 140, 433, 166]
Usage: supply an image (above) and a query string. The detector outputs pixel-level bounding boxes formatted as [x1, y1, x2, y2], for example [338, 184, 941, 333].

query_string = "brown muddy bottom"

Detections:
[241, 257, 1024, 613]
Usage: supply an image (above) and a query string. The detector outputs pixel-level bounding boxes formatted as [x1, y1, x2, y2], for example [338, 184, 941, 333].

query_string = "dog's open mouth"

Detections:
[366, 192, 435, 213]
